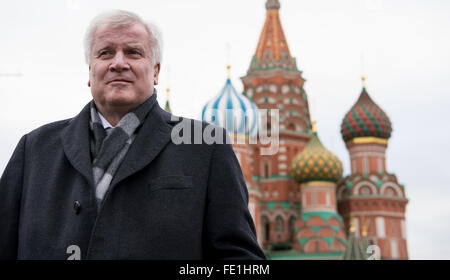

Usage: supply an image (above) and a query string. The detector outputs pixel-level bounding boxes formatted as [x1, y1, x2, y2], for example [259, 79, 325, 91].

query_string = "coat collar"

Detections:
[109, 100, 176, 189]
[60, 96, 179, 190]
[61, 102, 95, 187]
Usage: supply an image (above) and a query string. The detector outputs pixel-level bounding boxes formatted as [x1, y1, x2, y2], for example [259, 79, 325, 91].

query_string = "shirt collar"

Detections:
[97, 112, 114, 129]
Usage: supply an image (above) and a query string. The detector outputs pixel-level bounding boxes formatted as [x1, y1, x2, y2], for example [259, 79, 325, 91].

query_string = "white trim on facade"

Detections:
[376, 217, 386, 238]
[353, 180, 378, 196]
[380, 182, 404, 198]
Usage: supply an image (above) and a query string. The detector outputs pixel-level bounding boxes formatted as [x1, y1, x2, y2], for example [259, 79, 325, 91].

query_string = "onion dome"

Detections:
[341, 76, 392, 142]
[202, 68, 259, 137]
[290, 122, 343, 183]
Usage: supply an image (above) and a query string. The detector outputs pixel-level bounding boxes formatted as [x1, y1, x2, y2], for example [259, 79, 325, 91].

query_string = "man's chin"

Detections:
[104, 92, 137, 107]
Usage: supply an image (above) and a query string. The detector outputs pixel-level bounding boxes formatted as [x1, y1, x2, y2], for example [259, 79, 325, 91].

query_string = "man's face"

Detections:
[88, 22, 160, 111]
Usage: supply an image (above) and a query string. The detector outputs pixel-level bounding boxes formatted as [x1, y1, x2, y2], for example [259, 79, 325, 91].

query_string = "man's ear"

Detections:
[153, 63, 161, 85]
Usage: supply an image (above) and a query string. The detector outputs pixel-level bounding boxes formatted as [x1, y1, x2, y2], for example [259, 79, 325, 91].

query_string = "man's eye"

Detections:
[99, 51, 112, 57]
[128, 50, 142, 56]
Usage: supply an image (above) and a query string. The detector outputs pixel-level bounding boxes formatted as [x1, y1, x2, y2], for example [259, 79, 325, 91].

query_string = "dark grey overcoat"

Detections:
[0, 99, 266, 260]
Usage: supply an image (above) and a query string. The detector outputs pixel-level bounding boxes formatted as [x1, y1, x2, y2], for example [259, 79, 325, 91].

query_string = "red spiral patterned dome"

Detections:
[341, 87, 392, 142]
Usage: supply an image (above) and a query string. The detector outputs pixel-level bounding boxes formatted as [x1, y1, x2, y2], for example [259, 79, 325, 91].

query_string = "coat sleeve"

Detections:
[202, 134, 267, 260]
[0, 135, 27, 259]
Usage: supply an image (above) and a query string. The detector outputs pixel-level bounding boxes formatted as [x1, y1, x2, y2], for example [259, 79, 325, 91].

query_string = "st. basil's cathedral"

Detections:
[167, 0, 409, 260]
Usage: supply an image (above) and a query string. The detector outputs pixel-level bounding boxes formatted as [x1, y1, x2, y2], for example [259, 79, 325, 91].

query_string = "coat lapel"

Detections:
[109, 101, 177, 190]
[60, 102, 95, 188]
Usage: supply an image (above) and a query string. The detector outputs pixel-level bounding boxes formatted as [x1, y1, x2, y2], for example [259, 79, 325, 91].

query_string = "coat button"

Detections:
[73, 201, 81, 215]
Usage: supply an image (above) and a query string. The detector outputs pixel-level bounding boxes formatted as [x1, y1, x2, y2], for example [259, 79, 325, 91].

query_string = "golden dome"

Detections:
[290, 131, 343, 184]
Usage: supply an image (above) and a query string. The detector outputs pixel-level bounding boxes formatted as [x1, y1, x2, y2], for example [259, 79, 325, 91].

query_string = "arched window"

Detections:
[385, 187, 395, 197]
[275, 216, 284, 232]
[287, 123, 296, 131]
[264, 162, 269, 178]
[361, 186, 371, 195]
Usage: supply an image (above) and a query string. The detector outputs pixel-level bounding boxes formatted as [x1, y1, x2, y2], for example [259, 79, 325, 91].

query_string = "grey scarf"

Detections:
[89, 93, 157, 209]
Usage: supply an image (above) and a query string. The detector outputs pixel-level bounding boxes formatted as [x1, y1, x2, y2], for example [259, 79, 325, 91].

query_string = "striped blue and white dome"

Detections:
[202, 78, 259, 138]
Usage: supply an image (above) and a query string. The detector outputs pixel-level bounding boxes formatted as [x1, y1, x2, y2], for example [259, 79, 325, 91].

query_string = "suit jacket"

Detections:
[0, 99, 266, 260]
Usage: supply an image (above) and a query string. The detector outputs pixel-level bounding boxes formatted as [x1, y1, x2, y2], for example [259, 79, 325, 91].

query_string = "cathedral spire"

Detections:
[248, 0, 297, 72]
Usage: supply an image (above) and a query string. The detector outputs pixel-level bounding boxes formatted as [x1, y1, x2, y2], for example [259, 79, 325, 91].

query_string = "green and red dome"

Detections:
[341, 87, 392, 142]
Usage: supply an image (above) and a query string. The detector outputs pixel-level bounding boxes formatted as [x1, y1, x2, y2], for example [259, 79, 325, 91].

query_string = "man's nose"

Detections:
[109, 52, 130, 72]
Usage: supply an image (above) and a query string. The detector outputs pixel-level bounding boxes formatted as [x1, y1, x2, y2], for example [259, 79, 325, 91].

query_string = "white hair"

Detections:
[84, 10, 163, 66]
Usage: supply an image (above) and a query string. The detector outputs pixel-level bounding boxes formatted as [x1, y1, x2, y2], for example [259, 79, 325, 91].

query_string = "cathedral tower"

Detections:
[337, 77, 409, 259]
[241, 0, 312, 250]
[290, 122, 347, 257]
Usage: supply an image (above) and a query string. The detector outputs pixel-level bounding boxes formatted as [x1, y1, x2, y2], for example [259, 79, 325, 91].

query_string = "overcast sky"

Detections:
[1, 0, 449, 259]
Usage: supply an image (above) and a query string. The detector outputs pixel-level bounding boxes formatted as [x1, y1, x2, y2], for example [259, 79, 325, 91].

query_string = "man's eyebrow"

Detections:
[126, 44, 146, 50]
[93, 43, 147, 54]
[94, 44, 113, 53]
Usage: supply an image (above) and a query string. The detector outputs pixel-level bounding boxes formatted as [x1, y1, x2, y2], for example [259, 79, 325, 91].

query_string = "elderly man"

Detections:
[0, 10, 266, 260]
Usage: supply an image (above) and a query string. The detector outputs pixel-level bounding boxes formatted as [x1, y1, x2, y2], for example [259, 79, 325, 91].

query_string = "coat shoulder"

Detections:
[160, 110, 214, 131]
[26, 118, 73, 146]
